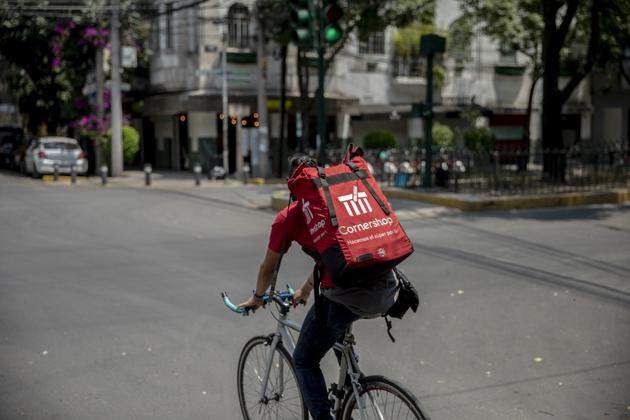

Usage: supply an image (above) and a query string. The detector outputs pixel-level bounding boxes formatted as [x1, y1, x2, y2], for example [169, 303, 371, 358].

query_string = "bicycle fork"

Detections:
[259, 333, 280, 403]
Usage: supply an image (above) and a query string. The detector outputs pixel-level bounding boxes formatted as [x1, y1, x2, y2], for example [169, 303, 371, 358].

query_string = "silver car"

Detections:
[24, 137, 89, 178]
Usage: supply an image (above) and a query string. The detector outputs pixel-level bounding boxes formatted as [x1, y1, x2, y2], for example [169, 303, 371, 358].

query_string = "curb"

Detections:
[273, 188, 629, 213]
[246, 177, 285, 185]
[42, 175, 88, 184]
[383, 188, 630, 211]
[271, 191, 291, 211]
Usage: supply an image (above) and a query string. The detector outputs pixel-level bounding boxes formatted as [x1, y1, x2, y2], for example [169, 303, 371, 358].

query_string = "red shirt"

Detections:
[268, 201, 314, 254]
[268, 202, 333, 286]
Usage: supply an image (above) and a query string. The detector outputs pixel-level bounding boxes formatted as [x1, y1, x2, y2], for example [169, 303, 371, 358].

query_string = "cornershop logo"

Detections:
[338, 185, 372, 217]
[302, 199, 313, 224]
[338, 217, 394, 235]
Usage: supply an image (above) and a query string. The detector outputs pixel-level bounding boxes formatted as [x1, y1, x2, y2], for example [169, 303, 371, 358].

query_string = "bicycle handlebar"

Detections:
[221, 286, 298, 316]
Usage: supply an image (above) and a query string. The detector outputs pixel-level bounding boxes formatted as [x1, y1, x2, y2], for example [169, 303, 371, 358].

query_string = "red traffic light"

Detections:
[325, 3, 343, 22]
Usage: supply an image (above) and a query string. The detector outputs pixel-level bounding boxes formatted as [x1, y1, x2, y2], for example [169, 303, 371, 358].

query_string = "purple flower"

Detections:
[52, 57, 62, 69]
[84, 27, 99, 37]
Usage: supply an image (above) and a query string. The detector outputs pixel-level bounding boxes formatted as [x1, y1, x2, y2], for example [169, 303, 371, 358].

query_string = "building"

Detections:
[143, 0, 629, 176]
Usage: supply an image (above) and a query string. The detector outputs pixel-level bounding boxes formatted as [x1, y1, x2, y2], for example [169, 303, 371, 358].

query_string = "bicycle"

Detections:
[222, 286, 430, 420]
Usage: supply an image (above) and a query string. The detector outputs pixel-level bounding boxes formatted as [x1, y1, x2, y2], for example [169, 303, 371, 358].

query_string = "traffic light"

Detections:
[290, 0, 313, 48]
[323, 0, 343, 44]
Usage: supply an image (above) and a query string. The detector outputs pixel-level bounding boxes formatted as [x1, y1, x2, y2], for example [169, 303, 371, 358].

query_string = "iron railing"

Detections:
[324, 146, 630, 195]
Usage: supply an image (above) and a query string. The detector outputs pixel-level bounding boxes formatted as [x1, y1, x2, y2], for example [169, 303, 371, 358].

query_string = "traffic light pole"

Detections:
[316, 0, 327, 164]
[423, 52, 434, 188]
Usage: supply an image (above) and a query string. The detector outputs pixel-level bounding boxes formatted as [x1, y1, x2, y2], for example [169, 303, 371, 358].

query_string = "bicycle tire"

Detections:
[237, 336, 308, 420]
[340, 375, 430, 420]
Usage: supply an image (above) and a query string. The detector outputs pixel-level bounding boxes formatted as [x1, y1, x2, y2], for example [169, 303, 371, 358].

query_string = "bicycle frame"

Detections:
[261, 307, 370, 420]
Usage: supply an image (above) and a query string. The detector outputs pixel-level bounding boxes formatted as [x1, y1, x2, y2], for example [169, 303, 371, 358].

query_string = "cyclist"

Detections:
[238, 154, 399, 420]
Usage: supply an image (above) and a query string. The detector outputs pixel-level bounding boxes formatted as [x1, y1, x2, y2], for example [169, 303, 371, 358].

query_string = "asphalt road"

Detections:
[1, 171, 629, 420]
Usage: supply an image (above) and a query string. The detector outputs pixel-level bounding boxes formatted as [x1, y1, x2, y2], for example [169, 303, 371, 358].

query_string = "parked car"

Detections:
[24, 137, 89, 178]
[0, 127, 23, 169]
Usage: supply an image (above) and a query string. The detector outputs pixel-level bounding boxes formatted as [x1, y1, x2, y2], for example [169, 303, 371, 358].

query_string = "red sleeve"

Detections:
[268, 208, 291, 253]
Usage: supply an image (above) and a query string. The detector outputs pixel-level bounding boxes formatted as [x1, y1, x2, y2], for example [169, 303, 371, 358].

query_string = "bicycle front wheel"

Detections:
[341, 375, 430, 420]
[237, 336, 307, 420]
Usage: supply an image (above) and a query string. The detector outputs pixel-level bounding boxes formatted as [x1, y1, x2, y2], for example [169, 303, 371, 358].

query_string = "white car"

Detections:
[24, 137, 89, 178]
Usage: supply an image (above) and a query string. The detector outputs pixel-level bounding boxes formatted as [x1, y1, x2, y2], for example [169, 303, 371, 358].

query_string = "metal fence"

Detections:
[324, 146, 630, 196]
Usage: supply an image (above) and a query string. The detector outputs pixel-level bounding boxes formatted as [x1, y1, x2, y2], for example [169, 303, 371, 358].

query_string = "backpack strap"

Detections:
[343, 143, 363, 163]
[383, 315, 396, 343]
[313, 263, 324, 328]
[316, 166, 339, 227]
[346, 161, 391, 216]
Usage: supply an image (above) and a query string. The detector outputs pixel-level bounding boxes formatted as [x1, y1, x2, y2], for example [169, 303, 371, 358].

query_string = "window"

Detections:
[151, 18, 160, 51]
[498, 44, 517, 65]
[359, 31, 385, 55]
[166, 3, 173, 49]
[227, 4, 250, 49]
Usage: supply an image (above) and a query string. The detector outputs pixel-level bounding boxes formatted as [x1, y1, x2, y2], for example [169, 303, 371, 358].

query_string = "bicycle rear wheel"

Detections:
[237, 336, 307, 420]
[340, 375, 429, 420]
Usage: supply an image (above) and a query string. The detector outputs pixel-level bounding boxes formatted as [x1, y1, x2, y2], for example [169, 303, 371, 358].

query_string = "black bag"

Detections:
[382, 269, 420, 342]
[386, 268, 420, 319]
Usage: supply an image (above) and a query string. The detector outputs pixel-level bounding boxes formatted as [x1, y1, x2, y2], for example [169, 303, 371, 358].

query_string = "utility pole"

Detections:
[419, 34, 445, 188]
[255, 6, 269, 178]
[221, 21, 229, 173]
[315, 0, 326, 164]
[95, 46, 104, 171]
[278, 44, 288, 176]
[110, 0, 123, 176]
[422, 51, 433, 188]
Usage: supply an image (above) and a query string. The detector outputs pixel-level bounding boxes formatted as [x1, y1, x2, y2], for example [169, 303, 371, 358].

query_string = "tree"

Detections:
[0, 16, 96, 134]
[364, 130, 397, 149]
[432, 122, 454, 148]
[0, 2, 154, 136]
[457, 0, 630, 180]
[455, 0, 543, 165]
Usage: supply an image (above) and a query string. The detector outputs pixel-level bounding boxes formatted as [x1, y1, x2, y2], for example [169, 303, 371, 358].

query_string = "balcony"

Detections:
[391, 55, 426, 87]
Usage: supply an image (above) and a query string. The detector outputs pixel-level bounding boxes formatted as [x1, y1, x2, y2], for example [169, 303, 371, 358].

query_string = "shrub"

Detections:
[102, 125, 140, 165]
[363, 130, 397, 150]
[463, 126, 496, 151]
[432, 122, 454, 148]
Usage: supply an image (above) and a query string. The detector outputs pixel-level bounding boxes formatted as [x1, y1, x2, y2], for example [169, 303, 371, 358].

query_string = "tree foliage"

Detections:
[432, 122, 454, 148]
[0, 2, 154, 136]
[0, 15, 96, 134]
[463, 126, 496, 152]
[102, 125, 140, 165]
[364, 130, 397, 149]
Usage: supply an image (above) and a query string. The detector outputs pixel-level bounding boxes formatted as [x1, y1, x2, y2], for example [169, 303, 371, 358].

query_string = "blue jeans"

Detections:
[293, 296, 361, 420]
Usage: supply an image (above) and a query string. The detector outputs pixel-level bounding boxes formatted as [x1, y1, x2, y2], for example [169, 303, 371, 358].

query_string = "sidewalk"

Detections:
[383, 187, 630, 211]
[41, 170, 282, 210]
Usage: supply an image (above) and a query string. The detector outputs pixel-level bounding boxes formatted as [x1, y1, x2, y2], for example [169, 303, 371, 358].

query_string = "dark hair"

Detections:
[288, 153, 317, 177]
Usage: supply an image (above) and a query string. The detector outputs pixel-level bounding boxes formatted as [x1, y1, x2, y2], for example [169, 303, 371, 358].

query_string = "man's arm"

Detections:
[237, 249, 282, 309]
[292, 271, 314, 306]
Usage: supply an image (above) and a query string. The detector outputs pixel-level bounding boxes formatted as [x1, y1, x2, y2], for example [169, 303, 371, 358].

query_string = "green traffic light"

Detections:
[324, 24, 343, 44]
[291, 8, 310, 23]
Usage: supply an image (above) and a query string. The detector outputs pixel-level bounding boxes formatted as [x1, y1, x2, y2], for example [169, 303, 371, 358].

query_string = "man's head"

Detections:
[287, 153, 317, 178]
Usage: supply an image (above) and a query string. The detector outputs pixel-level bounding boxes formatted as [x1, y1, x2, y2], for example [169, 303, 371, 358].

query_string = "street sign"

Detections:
[420, 34, 446, 56]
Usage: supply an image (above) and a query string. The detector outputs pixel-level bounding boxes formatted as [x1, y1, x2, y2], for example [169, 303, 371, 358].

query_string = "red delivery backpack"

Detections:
[288, 145, 413, 288]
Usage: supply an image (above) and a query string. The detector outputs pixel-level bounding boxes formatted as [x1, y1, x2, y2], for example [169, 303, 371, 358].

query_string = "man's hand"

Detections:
[292, 285, 311, 307]
[237, 295, 265, 312]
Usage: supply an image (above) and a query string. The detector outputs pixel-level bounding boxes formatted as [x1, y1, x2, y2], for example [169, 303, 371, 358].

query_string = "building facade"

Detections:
[143, 0, 628, 176]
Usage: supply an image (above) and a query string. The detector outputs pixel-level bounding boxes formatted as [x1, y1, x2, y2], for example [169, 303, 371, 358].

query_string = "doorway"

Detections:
[177, 113, 189, 170]
[216, 114, 238, 174]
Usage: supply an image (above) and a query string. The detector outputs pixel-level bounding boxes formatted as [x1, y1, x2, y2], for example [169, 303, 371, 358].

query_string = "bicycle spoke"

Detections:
[239, 339, 305, 420]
